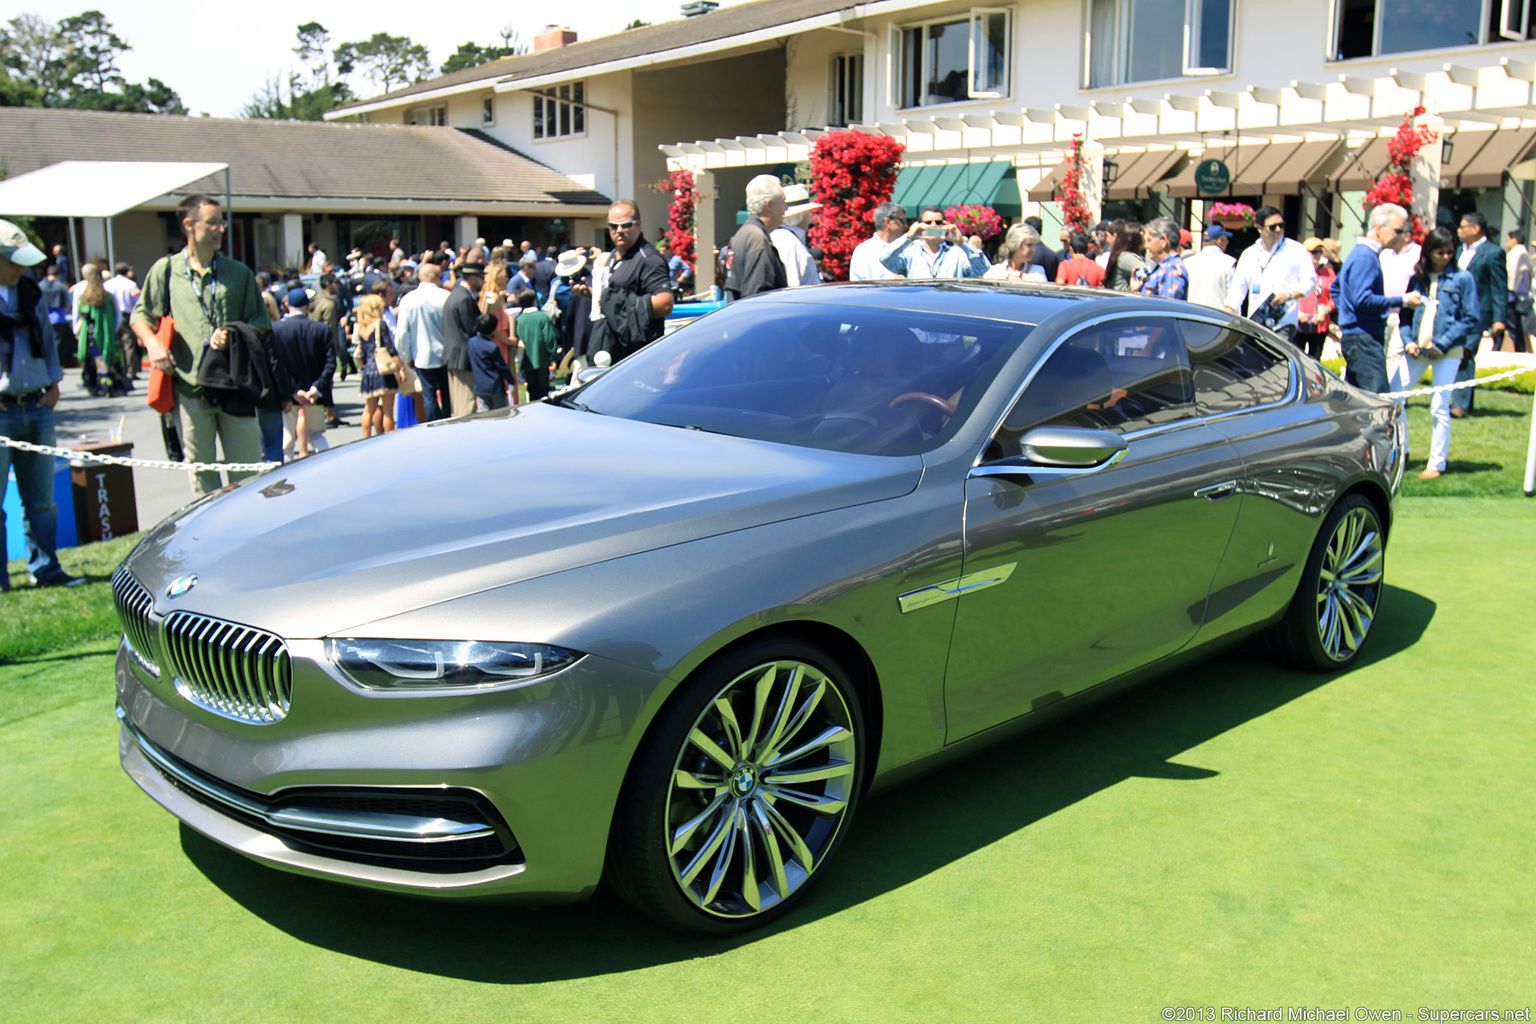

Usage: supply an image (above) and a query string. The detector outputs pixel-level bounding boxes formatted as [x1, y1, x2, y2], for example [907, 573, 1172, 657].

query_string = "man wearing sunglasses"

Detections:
[1224, 206, 1316, 343]
[592, 200, 674, 363]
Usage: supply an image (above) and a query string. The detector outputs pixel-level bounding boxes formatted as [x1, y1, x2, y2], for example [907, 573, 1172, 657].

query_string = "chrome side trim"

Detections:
[116, 708, 496, 844]
[898, 562, 1017, 613]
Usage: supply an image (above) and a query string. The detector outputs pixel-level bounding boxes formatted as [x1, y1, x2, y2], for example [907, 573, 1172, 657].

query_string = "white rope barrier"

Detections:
[3, 369, 1533, 477]
[1377, 365, 1531, 399]
[0, 435, 277, 473]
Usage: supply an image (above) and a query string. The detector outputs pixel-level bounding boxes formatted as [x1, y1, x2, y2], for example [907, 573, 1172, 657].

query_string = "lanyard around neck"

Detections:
[187, 254, 218, 323]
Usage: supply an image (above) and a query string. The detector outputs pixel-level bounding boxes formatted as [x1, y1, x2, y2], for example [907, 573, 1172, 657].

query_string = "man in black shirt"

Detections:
[593, 200, 673, 363]
[725, 175, 788, 301]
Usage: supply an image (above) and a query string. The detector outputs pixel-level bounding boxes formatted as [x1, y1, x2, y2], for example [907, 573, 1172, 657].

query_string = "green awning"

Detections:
[890, 160, 1019, 217]
[892, 165, 941, 211]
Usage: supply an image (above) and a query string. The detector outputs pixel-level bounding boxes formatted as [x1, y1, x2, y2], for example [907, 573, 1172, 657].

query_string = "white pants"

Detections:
[1388, 349, 1461, 472]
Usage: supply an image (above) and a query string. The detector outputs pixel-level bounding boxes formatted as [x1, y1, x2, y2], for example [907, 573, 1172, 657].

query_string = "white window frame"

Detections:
[482, 96, 495, 127]
[414, 104, 446, 127]
[891, 7, 1015, 111]
[829, 52, 865, 126]
[532, 81, 587, 142]
[1329, 0, 1522, 60]
[1501, 0, 1530, 39]
[1083, 0, 1233, 88]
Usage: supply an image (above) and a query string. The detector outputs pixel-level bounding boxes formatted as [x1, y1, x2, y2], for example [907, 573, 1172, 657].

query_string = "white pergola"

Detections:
[661, 58, 1536, 183]
[0, 160, 229, 274]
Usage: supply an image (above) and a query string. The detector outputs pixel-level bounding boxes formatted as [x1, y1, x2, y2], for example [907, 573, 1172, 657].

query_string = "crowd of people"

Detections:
[6, 179, 1533, 591]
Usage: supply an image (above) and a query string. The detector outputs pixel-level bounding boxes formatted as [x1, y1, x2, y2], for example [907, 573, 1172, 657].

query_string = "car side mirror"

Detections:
[970, 426, 1128, 480]
[1019, 426, 1127, 467]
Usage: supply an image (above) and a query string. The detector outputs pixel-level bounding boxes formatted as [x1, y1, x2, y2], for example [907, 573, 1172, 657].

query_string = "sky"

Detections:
[3, 0, 732, 117]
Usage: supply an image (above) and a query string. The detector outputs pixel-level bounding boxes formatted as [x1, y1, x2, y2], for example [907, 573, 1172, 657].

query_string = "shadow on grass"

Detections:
[182, 584, 1436, 983]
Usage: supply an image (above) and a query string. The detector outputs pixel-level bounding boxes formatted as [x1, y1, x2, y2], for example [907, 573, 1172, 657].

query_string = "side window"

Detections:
[1181, 320, 1293, 414]
[993, 317, 1195, 457]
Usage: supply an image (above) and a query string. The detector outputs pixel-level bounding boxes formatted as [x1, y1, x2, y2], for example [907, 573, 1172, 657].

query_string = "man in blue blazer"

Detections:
[1451, 212, 1507, 417]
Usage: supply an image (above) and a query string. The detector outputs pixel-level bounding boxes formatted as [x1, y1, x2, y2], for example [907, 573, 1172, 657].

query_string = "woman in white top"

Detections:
[985, 224, 1049, 282]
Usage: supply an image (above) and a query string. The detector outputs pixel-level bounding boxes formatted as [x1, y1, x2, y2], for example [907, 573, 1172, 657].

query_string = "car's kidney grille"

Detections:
[163, 612, 292, 724]
[111, 567, 160, 677]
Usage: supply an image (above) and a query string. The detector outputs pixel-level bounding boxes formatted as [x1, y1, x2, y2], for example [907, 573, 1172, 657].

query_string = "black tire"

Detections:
[608, 638, 865, 935]
[1261, 494, 1385, 672]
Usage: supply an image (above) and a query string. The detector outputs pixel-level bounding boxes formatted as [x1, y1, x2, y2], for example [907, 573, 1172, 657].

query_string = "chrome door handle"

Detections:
[1193, 481, 1238, 500]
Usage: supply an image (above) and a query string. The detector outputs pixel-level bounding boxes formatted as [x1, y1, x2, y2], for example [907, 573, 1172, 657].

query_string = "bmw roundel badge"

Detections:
[166, 574, 199, 599]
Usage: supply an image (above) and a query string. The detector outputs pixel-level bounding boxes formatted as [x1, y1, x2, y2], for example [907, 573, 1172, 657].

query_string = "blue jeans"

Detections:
[1451, 352, 1477, 412]
[258, 408, 285, 464]
[1339, 331, 1389, 395]
[0, 399, 63, 585]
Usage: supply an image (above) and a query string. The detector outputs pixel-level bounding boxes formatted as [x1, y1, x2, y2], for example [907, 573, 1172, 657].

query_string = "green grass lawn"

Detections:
[1396, 387, 1535, 498]
[3, 499, 1532, 1022]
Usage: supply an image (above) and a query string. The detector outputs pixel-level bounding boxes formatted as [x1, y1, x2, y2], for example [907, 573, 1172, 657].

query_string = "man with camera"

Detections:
[878, 206, 989, 280]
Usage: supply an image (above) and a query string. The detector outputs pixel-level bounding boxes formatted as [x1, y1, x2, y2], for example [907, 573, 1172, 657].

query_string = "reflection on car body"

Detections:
[112, 282, 1403, 934]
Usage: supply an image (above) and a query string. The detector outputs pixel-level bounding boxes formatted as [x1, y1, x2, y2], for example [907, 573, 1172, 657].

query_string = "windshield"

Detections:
[574, 300, 1033, 455]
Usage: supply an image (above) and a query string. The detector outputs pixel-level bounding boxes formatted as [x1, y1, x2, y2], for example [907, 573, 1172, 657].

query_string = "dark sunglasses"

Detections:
[1263, 220, 1285, 231]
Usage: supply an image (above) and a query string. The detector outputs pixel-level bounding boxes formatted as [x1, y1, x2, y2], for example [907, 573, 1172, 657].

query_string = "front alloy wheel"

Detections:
[610, 640, 863, 933]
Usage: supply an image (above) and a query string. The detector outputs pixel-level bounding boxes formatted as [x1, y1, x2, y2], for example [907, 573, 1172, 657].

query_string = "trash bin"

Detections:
[69, 440, 138, 544]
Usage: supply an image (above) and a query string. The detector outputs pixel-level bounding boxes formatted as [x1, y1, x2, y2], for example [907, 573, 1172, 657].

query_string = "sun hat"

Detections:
[555, 250, 588, 276]
[782, 182, 822, 218]
[0, 220, 45, 266]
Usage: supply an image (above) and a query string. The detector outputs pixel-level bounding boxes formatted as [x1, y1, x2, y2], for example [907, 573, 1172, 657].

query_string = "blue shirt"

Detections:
[879, 237, 989, 279]
[0, 284, 63, 396]
[1331, 238, 1402, 339]
[1141, 254, 1189, 300]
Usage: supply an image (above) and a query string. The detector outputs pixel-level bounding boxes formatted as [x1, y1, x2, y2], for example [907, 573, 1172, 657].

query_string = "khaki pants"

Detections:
[446, 367, 477, 418]
[282, 404, 329, 457]
[176, 389, 262, 495]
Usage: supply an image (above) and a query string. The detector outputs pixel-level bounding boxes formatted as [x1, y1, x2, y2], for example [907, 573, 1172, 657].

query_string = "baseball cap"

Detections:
[0, 220, 46, 266]
[1204, 223, 1232, 241]
[287, 287, 310, 307]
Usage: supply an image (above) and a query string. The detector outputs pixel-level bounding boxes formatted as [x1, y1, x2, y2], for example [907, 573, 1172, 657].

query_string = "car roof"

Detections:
[732, 279, 1231, 331]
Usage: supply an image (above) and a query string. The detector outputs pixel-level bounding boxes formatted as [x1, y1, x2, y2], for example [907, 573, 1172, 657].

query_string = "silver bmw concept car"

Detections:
[113, 282, 1405, 933]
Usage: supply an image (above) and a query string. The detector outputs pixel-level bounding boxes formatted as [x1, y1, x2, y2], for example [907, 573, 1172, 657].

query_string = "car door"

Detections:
[941, 314, 1247, 741]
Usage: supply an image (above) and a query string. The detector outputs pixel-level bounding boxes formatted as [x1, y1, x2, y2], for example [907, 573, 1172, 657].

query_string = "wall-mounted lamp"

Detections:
[1441, 137, 1454, 164]
[1102, 156, 1120, 187]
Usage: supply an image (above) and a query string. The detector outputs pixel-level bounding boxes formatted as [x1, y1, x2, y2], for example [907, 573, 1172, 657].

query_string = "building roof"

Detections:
[328, 0, 856, 114]
[0, 108, 609, 209]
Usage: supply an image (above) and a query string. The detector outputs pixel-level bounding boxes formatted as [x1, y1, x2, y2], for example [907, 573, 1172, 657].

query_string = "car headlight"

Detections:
[326, 638, 584, 692]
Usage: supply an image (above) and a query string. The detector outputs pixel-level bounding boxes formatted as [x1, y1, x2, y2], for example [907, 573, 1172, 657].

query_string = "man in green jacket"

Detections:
[130, 194, 272, 494]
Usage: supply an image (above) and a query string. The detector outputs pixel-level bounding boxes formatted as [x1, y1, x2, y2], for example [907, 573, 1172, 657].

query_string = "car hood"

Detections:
[126, 402, 922, 638]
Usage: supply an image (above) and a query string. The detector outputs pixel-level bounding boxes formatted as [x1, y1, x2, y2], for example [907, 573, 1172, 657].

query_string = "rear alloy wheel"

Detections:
[611, 640, 863, 934]
[1264, 494, 1385, 671]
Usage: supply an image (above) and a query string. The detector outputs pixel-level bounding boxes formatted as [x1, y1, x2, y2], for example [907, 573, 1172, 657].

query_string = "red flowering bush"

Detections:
[653, 169, 699, 271]
[945, 203, 1004, 240]
[1057, 134, 1093, 233]
[1363, 106, 1437, 242]
[807, 130, 905, 280]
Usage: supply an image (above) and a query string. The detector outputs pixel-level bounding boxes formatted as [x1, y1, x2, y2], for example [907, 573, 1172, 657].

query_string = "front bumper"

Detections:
[115, 638, 668, 902]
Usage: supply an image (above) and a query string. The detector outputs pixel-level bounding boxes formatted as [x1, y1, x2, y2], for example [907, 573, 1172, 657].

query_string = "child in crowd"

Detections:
[511, 288, 560, 402]
[469, 312, 515, 411]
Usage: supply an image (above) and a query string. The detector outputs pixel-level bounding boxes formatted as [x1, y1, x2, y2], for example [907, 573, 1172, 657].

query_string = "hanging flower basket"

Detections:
[1208, 202, 1255, 231]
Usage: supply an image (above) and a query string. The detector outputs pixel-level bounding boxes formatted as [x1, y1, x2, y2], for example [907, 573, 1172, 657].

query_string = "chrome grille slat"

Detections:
[110, 567, 161, 677]
[163, 610, 292, 725]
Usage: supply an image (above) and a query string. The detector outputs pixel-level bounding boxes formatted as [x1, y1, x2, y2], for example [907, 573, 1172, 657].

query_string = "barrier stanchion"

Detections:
[1524, 387, 1536, 497]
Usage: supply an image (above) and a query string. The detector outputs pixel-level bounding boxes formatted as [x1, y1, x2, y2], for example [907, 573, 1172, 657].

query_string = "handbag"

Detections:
[369, 322, 401, 375]
[147, 257, 177, 414]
